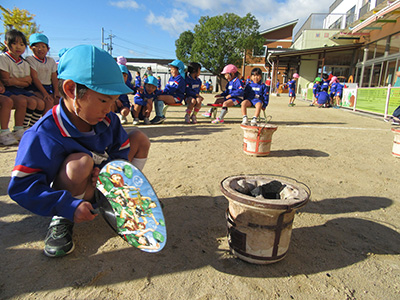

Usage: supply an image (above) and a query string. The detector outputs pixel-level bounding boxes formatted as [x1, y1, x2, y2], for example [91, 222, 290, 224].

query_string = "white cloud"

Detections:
[109, 0, 140, 9]
[146, 9, 195, 36]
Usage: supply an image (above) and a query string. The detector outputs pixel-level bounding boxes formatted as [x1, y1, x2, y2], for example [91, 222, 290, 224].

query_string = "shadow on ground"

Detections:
[1, 194, 398, 298]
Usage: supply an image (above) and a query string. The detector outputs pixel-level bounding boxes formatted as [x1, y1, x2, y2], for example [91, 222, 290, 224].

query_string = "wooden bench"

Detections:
[206, 103, 268, 121]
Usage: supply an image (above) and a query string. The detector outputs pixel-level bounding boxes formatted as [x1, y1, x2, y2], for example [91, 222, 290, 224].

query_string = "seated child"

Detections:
[310, 77, 321, 106]
[151, 59, 186, 124]
[241, 67, 269, 126]
[132, 75, 158, 125]
[0, 81, 18, 145]
[8, 45, 151, 258]
[184, 62, 203, 124]
[26, 33, 60, 113]
[113, 64, 133, 124]
[0, 29, 46, 138]
[317, 87, 330, 108]
[209, 64, 244, 124]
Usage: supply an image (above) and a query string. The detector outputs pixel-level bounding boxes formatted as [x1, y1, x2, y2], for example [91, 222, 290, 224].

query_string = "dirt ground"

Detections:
[0, 93, 399, 300]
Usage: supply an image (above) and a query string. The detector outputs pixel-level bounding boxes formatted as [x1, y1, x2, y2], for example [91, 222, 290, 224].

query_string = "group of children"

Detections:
[202, 64, 270, 126]
[311, 74, 343, 108]
[0, 30, 59, 146]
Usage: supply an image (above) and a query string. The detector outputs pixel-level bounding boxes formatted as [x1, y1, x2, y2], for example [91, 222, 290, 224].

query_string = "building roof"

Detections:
[259, 19, 299, 35]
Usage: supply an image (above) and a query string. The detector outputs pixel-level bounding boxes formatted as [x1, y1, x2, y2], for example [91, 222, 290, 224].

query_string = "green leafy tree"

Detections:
[175, 12, 264, 81]
[0, 6, 40, 48]
[175, 30, 194, 64]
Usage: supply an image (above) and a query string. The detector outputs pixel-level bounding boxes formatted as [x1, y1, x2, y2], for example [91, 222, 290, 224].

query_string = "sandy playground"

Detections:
[0, 93, 399, 299]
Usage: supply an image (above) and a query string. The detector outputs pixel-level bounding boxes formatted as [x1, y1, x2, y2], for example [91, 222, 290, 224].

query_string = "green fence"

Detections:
[304, 86, 400, 116]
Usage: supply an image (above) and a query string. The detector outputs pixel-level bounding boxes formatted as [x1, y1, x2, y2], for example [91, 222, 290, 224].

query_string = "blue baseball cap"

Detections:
[119, 64, 129, 74]
[169, 59, 185, 78]
[146, 76, 158, 87]
[29, 33, 49, 46]
[58, 45, 133, 95]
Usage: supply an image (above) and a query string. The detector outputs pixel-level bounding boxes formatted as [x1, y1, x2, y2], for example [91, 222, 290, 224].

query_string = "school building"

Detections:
[245, 0, 400, 116]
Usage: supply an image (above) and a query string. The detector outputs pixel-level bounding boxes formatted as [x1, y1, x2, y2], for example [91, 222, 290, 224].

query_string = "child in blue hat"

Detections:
[8, 45, 150, 258]
[114, 64, 134, 124]
[151, 59, 186, 124]
[132, 75, 159, 125]
[26, 33, 60, 113]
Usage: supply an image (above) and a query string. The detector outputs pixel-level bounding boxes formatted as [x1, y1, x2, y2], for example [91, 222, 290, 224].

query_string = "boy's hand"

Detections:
[74, 201, 96, 223]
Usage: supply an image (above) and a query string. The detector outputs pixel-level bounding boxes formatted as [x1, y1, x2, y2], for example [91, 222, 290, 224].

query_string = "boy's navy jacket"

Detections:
[8, 101, 130, 221]
[134, 87, 159, 104]
[220, 77, 244, 99]
[185, 74, 202, 98]
[317, 90, 330, 104]
[287, 79, 296, 90]
[163, 74, 185, 101]
[313, 82, 321, 96]
[244, 81, 270, 105]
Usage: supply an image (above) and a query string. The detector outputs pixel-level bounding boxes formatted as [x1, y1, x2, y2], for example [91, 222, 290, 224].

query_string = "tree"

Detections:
[0, 5, 40, 48]
[175, 12, 264, 78]
[175, 30, 194, 64]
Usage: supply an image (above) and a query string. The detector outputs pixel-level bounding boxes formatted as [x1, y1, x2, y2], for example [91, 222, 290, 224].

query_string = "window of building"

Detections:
[253, 45, 267, 57]
[375, 38, 387, 58]
[370, 63, 382, 87]
[367, 43, 376, 60]
[346, 6, 356, 27]
[362, 66, 371, 87]
[389, 32, 400, 55]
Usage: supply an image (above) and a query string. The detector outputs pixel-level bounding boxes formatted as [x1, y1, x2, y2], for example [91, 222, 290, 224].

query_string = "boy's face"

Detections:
[122, 73, 128, 82]
[5, 37, 26, 57]
[30, 42, 49, 59]
[145, 84, 157, 94]
[73, 88, 119, 125]
[170, 66, 178, 77]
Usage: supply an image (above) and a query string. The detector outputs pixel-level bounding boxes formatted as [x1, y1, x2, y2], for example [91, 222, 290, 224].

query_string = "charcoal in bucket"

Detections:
[250, 180, 286, 199]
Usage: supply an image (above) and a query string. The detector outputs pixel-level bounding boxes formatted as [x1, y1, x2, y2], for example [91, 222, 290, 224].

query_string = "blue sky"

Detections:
[1, 0, 332, 60]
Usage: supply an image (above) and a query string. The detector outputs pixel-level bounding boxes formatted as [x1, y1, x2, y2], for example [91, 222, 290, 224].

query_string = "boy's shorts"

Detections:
[6, 87, 36, 97]
[288, 90, 295, 97]
[28, 84, 54, 95]
[249, 98, 263, 107]
[228, 97, 243, 106]
[336, 92, 342, 98]
[1, 91, 12, 97]
[174, 97, 182, 104]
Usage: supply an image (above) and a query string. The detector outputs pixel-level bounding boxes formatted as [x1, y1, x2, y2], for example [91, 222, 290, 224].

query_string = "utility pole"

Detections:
[101, 27, 106, 50]
[108, 31, 114, 55]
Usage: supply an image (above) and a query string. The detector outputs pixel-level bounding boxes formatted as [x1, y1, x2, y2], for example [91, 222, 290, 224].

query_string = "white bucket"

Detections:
[240, 124, 277, 156]
[220, 175, 310, 264]
[392, 127, 400, 157]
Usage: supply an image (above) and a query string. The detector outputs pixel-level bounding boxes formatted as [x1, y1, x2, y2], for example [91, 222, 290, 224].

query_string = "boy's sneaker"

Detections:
[133, 118, 140, 125]
[121, 115, 127, 124]
[144, 117, 151, 125]
[0, 131, 18, 146]
[44, 216, 74, 258]
[241, 116, 249, 125]
[202, 112, 212, 118]
[212, 118, 224, 124]
[184, 114, 191, 124]
[250, 117, 258, 126]
[392, 118, 400, 125]
[150, 116, 166, 124]
[190, 114, 197, 124]
[13, 128, 26, 141]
